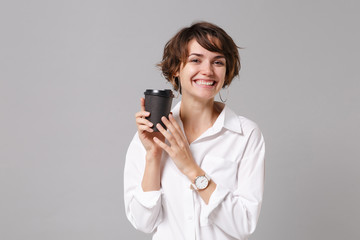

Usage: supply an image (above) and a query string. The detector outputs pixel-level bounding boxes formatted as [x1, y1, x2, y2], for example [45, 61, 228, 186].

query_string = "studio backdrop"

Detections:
[1, 0, 359, 239]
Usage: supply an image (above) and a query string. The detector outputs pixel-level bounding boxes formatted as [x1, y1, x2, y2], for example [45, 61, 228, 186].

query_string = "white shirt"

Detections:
[124, 102, 265, 240]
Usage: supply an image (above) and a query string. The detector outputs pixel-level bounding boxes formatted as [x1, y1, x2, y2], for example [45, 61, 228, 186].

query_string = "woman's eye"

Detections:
[189, 58, 200, 63]
[214, 60, 225, 65]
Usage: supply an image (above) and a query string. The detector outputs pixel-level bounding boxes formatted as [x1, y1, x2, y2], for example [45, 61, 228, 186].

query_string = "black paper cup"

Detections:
[144, 89, 174, 132]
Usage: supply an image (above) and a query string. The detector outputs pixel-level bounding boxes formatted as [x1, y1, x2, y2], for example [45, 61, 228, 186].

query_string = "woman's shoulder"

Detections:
[224, 105, 262, 134]
[238, 115, 260, 130]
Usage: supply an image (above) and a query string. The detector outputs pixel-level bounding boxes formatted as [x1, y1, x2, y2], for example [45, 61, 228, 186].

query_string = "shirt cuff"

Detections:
[200, 184, 230, 226]
[133, 186, 162, 209]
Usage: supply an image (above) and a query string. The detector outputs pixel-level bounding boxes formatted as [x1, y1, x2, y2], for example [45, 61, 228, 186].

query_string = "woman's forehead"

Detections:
[186, 38, 224, 56]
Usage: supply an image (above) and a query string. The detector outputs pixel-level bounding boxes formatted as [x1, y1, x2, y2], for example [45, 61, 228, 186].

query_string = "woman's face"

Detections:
[176, 38, 226, 101]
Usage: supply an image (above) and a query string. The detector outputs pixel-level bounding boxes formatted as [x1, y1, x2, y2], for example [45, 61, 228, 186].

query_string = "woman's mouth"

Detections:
[194, 80, 216, 86]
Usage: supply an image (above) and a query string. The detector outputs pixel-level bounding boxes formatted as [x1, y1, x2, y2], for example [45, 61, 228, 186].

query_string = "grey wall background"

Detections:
[1, 0, 359, 239]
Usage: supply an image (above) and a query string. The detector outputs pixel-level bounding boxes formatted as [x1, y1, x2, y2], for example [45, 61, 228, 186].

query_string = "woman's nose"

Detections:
[200, 61, 214, 76]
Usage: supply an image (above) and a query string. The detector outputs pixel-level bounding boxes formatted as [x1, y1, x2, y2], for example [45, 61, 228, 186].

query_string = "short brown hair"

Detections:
[158, 21, 240, 91]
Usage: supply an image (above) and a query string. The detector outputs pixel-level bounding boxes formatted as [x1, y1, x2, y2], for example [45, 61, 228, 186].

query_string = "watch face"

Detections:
[195, 176, 209, 190]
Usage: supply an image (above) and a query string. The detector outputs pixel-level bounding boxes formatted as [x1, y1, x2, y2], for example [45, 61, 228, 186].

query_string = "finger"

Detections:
[138, 124, 154, 133]
[161, 116, 184, 146]
[136, 117, 154, 127]
[168, 114, 187, 142]
[168, 114, 182, 133]
[156, 122, 176, 146]
[140, 98, 146, 111]
[153, 136, 172, 154]
[135, 111, 150, 119]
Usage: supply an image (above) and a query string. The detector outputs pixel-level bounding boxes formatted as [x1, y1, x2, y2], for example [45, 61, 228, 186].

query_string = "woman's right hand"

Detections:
[135, 98, 165, 158]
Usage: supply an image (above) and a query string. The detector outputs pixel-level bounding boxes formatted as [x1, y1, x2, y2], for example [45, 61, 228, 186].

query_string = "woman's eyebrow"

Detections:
[189, 53, 225, 58]
[189, 53, 203, 57]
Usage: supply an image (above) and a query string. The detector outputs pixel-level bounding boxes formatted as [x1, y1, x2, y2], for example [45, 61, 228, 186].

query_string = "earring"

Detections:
[219, 87, 229, 103]
[174, 89, 180, 99]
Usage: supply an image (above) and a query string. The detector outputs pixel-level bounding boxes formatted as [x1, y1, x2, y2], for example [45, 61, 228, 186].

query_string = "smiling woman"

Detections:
[124, 21, 265, 240]
[158, 21, 240, 92]
[175, 39, 227, 102]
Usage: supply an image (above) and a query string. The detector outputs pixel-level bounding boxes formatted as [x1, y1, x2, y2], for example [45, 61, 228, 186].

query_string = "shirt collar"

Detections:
[171, 101, 243, 136]
[219, 104, 243, 134]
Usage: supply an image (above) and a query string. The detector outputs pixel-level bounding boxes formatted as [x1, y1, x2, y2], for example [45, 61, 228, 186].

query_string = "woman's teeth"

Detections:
[195, 80, 215, 86]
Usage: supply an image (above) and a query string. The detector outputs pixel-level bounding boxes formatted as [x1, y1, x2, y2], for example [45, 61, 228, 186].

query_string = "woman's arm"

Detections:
[200, 128, 265, 239]
[141, 151, 162, 191]
[135, 97, 165, 192]
[124, 135, 164, 233]
[124, 98, 166, 233]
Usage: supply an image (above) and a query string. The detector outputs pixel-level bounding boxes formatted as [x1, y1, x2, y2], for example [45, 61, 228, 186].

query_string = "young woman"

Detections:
[124, 22, 265, 240]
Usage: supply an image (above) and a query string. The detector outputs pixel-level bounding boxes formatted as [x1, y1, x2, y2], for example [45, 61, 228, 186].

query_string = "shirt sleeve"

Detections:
[200, 127, 265, 239]
[124, 133, 163, 233]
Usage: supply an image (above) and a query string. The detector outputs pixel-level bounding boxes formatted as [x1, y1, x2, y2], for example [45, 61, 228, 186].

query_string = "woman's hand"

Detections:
[135, 98, 164, 158]
[153, 114, 201, 177]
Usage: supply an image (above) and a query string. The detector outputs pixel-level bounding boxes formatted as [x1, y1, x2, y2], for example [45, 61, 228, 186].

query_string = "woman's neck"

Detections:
[179, 96, 223, 143]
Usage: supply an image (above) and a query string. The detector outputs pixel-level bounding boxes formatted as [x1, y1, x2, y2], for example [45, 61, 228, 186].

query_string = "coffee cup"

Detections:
[144, 89, 174, 132]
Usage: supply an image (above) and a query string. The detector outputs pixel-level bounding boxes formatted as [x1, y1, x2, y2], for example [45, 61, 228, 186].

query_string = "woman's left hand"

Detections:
[153, 114, 199, 176]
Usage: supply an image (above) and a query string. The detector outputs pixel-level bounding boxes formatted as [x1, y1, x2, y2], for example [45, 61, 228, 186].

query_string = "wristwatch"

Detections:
[191, 173, 211, 191]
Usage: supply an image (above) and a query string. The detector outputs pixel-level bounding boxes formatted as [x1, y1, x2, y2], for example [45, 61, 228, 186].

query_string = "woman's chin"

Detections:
[184, 91, 217, 102]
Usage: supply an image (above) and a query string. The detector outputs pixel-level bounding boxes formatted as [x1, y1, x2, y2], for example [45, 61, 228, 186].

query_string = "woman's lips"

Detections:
[194, 79, 216, 86]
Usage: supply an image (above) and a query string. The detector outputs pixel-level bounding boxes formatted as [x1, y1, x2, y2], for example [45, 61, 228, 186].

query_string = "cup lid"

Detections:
[144, 89, 174, 98]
